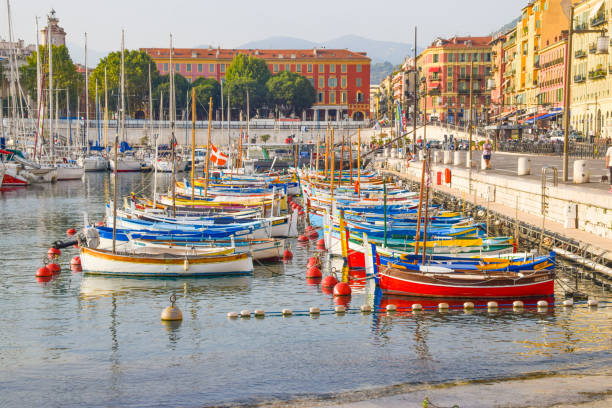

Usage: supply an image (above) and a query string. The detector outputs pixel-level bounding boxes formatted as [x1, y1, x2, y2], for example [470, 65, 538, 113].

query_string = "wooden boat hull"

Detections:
[80, 247, 253, 277]
[379, 268, 555, 299]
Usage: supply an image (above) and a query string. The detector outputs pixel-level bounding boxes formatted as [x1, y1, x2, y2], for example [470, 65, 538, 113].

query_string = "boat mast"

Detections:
[329, 129, 335, 202]
[191, 87, 195, 202]
[324, 124, 329, 179]
[348, 131, 353, 184]
[114, 29, 125, 254]
[357, 128, 361, 198]
[421, 150, 431, 264]
[148, 63, 153, 146]
[34, 16, 41, 160]
[169, 34, 176, 215]
[315, 132, 320, 178]
[84, 32, 89, 153]
[204, 97, 212, 197]
[96, 79, 100, 146]
[66, 88, 70, 147]
[104, 67, 108, 151]
[47, 11, 53, 161]
[153, 91, 162, 207]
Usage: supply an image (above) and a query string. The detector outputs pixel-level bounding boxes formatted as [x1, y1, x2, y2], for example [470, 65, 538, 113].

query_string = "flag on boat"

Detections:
[210, 144, 228, 166]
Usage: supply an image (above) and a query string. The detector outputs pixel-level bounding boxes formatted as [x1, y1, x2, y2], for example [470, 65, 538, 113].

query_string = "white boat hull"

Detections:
[110, 158, 143, 172]
[80, 156, 109, 171]
[56, 165, 85, 180]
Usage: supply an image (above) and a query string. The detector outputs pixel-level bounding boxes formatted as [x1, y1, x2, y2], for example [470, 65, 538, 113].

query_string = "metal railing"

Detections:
[496, 140, 611, 159]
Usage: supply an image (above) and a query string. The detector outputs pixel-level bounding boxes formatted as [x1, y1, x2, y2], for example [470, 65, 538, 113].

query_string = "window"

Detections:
[164, 63, 168, 72]
[356, 92, 363, 102]
[330, 64, 335, 73]
[307, 64, 312, 73]
[318, 77, 324, 88]
[341, 91, 347, 103]
[175, 63, 180, 72]
[285, 64, 290, 71]
[209, 64, 215, 72]
[220, 64, 225, 73]
[472, 53, 479, 62]
[341, 64, 346, 73]
[328, 77, 337, 88]
[447, 80, 453, 91]
[198, 64, 202, 72]
[296, 64, 301, 72]
[485, 53, 491, 62]
[274, 64, 279, 73]
[356, 78, 362, 87]
[433, 54, 439, 63]
[308, 77, 314, 87]
[319, 64, 324, 73]
[318, 92, 324, 103]
[187, 64, 191, 72]
[447, 67, 453, 77]
[356, 64, 362, 72]
[448, 53, 454, 62]
[459, 53, 466, 62]
[330, 92, 336, 103]
[341, 77, 347, 88]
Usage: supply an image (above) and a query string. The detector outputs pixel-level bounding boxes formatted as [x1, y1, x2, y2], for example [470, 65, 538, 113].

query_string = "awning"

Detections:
[428, 66, 441, 72]
[589, 0, 605, 19]
[523, 111, 563, 124]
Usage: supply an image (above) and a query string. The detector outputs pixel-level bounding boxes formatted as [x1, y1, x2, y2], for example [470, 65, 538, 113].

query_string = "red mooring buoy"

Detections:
[47, 247, 61, 259]
[307, 256, 320, 268]
[316, 239, 326, 250]
[35, 266, 52, 277]
[297, 234, 309, 243]
[96, 221, 105, 227]
[306, 266, 322, 278]
[321, 275, 338, 288]
[66, 228, 77, 236]
[70, 256, 81, 266]
[309, 230, 319, 240]
[333, 282, 352, 297]
[47, 263, 61, 274]
[283, 249, 293, 261]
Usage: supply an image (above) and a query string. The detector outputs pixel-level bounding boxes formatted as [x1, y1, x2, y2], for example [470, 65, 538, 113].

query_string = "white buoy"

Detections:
[360, 304, 372, 313]
[386, 304, 397, 312]
[227, 312, 238, 319]
[254, 309, 265, 317]
[487, 301, 498, 310]
[537, 300, 549, 308]
[438, 303, 449, 311]
[563, 299, 574, 307]
[281, 308, 293, 316]
[588, 299, 599, 307]
[309, 307, 320, 315]
[240, 309, 251, 318]
[335, 305, 346, 314]
[161, 294, 183, 321]
[411, 303, 423, 311]
[513, 300, 524, 309]
[463, 302, 475, 310]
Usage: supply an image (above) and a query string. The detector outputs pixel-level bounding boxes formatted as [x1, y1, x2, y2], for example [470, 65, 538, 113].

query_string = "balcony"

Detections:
[575, 49, 587, 59]
[428, 86, 441, 96]
[609, 65, 612, 74]
[589, 43, 597, 54]
[588, 68, 606, 80]
[574, 74, 586, 83]
[575, 22, 588, 30]
[591, 13, 606, 27]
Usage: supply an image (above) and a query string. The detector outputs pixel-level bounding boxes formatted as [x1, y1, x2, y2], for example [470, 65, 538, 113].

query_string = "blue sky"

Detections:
[5, 0, 525, 52]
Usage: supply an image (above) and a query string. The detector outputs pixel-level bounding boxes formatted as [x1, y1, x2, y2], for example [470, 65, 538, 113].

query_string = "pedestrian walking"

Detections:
[606, 144, 612, 192]
[483, 139, 492, 169]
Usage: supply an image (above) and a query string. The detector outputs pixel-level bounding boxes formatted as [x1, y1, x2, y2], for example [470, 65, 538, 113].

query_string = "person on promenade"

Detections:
[606, 144, 612, 192]
[483, 139, 492, 169]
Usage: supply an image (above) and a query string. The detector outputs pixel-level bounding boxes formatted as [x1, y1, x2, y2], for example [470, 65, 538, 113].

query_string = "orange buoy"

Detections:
[308, 230, 319, 240]
[70, 256, 81, 266]
[47, 247, 61, 259]
[36, 266, 52, 277]
[321, 275, 338, 288]
[316, 239, 326, 250]
[306, 266, 322, 278]
[307, 256, 320, 268]
[96, 221, 105, 227]
[66, 228, 77, 236]
[297, 234, 309, 243]
[283, 249, 293, 261]
[36, 275, 53, 283]
[333, 282, 352, 297]
[47, 263, 61, 274]
[70, 265, 83, 273]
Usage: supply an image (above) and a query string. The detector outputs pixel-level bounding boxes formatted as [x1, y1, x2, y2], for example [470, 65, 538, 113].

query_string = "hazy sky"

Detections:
[4, 0, 525, 52]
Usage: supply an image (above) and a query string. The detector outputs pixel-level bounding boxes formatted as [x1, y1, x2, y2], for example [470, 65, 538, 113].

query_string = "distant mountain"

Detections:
[490, 16, 521, 37]
[67, 42, 106, 66]
[371, 61, 395, 85]
[236, 34, 417, 65]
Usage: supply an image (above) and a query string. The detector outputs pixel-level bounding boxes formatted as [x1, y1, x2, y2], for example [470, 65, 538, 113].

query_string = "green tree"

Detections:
[191, 77, 220, 119]
[266, 71, 315, 117]
[19, 45, 83, 112]
[88, 50, 159, 117]
[152, 73, 190, 120]
[225, 54, 271, 114]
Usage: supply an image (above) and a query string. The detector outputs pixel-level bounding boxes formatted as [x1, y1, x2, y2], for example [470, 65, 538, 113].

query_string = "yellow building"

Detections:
[570, 0, 611, 139]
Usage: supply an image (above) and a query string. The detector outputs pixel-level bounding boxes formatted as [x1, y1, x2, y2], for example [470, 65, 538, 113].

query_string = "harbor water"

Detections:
[1, 173, 612, 407]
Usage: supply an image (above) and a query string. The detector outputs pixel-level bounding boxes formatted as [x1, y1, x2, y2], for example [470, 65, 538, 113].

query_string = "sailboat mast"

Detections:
[357, 128, 361, 198]
[153, 91, 162, 207]
[114, 30, 125, 254]
[204, 97, 213, 197]
[421, 150, 431, 264]
[84, 32, 89, 151]
[48, 12, 53, 160]
[66, 89, 70, 147]
[191, 87, 196, 202]
[169, 34, 176, 215]
[96, 79, 100, 145]
[104, 67, 108, 151]
[34, 16, 41, 159]
[148, 64, 153, 144]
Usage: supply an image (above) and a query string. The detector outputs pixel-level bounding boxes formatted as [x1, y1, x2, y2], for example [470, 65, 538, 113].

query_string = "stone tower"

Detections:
[40, 9, 66, 47]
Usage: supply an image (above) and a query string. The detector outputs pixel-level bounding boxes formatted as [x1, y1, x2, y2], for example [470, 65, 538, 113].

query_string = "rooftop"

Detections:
[141, 47, 370, 61]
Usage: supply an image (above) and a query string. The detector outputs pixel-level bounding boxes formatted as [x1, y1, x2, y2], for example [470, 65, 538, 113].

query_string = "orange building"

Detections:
[141, 47, 371, 121]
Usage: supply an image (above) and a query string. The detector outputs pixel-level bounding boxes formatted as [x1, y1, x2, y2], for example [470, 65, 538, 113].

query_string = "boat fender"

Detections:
[183, 258, 189, 271]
